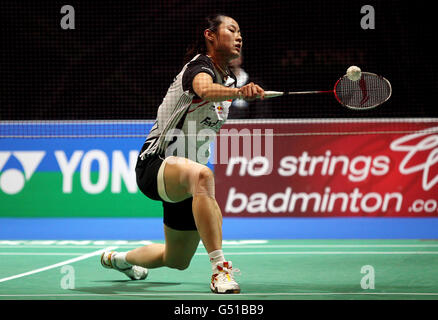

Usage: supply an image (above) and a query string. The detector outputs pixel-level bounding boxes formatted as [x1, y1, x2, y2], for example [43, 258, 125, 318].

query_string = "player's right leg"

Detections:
[161, 156, 222, 253]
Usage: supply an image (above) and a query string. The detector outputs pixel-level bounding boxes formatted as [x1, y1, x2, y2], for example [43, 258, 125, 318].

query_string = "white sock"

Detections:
[113, 252, 132, 269]
[208, 249, 225, 271]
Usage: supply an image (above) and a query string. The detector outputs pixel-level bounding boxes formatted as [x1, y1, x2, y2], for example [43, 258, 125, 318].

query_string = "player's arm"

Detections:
[192, 73, 265, 102]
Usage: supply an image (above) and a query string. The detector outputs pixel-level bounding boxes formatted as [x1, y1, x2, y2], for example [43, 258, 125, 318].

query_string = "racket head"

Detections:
[333, 72, 392, 110]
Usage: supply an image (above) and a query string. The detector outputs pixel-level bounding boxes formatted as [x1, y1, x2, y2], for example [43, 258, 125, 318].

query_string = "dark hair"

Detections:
[183, 14, 229, 65]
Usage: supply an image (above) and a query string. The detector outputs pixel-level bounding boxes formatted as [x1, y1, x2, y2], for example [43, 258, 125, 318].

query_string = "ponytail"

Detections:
[183, 14, 228, 65]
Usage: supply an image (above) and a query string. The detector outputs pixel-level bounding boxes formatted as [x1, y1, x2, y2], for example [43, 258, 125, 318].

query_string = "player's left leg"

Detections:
[101, 225, 200, 281]
[100, 250, 149, 280]
[125, 224, 200, 270]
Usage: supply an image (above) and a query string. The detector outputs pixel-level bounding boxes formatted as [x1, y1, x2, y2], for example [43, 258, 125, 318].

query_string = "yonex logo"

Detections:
[0, 151, 45, 194]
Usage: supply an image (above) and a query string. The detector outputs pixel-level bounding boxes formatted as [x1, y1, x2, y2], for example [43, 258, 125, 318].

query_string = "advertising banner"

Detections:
[0, 121, 162, 217]
[1, 119, 438, 218]
[215, 119, 438, 217]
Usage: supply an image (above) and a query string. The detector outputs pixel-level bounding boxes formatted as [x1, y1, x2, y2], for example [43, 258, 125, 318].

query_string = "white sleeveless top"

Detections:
[139, 54, 237, 164]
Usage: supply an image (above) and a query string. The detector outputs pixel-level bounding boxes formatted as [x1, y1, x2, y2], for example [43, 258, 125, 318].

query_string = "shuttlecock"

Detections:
[346, 66, 362, 81]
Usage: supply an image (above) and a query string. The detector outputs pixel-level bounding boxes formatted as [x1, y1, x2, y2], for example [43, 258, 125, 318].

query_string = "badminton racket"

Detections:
[260, 72, 392, 110]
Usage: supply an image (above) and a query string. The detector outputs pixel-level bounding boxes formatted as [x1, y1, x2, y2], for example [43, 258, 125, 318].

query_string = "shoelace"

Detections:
[216, 266, 241, 281]
[223, 266, 241, 275]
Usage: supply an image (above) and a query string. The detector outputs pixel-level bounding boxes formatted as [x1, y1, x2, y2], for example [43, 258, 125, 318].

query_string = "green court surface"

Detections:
[1, 239, 438, 300]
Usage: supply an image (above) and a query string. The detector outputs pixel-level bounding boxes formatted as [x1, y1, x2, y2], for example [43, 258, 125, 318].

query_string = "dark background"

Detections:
[1, 0, 436, 120]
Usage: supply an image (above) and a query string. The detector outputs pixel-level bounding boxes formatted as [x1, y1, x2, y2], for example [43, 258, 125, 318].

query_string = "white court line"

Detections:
[0, 246, 137, 249]
[3, 244, 438, 249]
[195, 251, 438, 255]
[217, 244, 438, 249]
[0, 253, 89, 256]
[1, 292, 438, 298]
[3, 250, 438, 256]
[0, 246, 117, 283]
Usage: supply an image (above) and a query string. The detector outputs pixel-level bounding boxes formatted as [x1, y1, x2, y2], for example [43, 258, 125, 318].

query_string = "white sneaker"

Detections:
[100, 251, 148, 280]
[210, 261, 241, 294]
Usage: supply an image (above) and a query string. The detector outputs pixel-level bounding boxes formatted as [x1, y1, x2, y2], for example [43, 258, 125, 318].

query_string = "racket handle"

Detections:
[256, 90, 328, 99]
[258, 90, 333, 98]
[260, 91, 284, 99]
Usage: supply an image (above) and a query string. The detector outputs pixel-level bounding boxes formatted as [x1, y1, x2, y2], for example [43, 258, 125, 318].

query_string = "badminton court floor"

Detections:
[1, 239, 438, 300]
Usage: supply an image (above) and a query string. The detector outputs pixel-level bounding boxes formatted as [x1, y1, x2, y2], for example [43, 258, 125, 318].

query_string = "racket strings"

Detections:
[335, 73, 391, 109]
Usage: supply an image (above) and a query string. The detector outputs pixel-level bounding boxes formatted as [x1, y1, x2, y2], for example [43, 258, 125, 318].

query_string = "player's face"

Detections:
[215, 17, 242, 60]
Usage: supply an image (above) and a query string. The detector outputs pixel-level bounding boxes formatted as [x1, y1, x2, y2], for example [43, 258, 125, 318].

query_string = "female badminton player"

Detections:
[100, 14, 265, 294]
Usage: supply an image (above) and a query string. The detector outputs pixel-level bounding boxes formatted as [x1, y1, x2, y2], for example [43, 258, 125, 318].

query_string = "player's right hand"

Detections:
[238, 82, 265, 101]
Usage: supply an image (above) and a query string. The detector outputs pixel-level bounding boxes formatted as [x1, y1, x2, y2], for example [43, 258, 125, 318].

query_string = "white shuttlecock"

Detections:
[346, 66, 362, 81]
